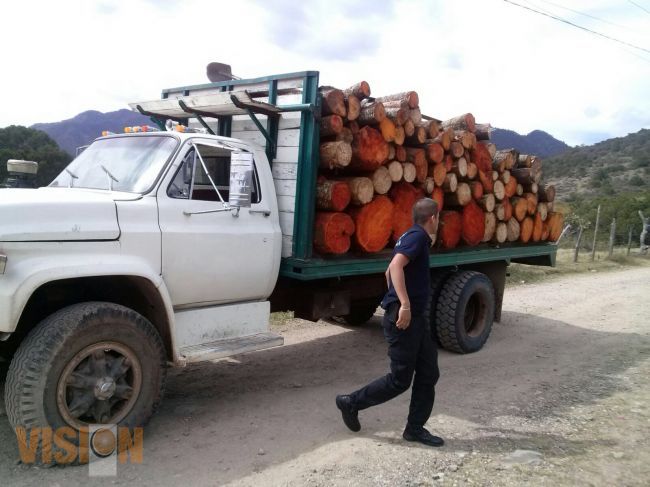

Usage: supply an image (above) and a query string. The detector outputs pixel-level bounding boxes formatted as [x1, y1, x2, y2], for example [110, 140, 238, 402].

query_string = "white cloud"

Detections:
[0, 0, 648, 145]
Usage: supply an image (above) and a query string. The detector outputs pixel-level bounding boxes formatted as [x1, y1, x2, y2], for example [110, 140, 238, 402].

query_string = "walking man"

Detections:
[336, 198, 443, 447]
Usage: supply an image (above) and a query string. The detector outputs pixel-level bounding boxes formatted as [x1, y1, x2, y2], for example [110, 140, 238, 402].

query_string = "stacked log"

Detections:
[311, 79, 563, 254]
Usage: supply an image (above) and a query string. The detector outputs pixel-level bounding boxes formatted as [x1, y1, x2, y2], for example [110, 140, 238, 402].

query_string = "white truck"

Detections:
[0, 71, 556, 452]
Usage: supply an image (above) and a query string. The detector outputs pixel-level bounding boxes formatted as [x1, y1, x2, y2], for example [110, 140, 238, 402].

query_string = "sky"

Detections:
[1, 0, 649, 146]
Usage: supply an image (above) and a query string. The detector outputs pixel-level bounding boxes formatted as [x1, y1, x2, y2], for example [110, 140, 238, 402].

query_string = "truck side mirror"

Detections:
[229, 151, 254, 209]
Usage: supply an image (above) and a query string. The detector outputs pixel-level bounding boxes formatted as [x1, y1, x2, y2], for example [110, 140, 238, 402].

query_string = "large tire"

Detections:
[435, 271, 495, 353]
[340, 299, 379, 326]
[428, 270, 452, 343]
[5, 302, 166, 462]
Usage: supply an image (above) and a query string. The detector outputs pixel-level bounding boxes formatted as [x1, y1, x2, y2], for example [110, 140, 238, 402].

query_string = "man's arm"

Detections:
[388, 253, 411, 329]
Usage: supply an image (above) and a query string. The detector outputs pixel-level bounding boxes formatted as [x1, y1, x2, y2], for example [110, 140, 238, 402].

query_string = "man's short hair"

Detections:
[412, 198, 439, 225]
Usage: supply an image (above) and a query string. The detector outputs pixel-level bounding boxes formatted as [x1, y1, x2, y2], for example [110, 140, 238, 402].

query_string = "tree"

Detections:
[0, 125, 71, 187]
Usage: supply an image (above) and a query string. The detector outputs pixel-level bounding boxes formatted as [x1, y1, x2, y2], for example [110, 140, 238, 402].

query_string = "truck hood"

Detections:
[0, 188, 137, 241]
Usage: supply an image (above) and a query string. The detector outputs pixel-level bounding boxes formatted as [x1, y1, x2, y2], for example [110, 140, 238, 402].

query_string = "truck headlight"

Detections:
[0, 254, 6, 274]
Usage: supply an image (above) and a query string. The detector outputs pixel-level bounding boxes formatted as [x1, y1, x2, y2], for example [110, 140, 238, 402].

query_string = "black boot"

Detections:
[403, 426, 444, 447]
[336, 395, 361, 432]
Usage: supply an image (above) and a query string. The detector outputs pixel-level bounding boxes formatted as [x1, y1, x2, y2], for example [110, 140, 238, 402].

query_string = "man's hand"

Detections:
[396, 305, 411, 329]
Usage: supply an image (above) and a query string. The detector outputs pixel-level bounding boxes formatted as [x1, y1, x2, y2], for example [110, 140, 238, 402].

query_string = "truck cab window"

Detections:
[167, 144, 260, 203]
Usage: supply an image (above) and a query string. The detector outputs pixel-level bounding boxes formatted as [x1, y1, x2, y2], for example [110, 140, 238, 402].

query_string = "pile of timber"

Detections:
[312, 81, 563, 254]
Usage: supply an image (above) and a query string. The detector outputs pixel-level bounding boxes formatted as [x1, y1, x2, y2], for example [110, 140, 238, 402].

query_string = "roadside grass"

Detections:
[506, 247, 650, 286]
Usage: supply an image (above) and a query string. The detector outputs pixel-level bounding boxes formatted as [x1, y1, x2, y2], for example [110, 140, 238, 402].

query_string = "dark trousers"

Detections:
[349, 302, 440, 429]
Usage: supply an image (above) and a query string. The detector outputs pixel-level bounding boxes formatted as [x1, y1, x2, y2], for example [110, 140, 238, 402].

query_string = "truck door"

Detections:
[157, 140, 277, 307]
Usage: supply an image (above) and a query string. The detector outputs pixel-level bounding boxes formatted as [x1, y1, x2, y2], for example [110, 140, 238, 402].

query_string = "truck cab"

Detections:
[0, 129, 286, 442]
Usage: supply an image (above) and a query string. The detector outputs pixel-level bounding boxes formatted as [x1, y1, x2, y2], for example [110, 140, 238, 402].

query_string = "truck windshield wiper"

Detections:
[65, 168, 79, 188]
[100, 164, 119, 191]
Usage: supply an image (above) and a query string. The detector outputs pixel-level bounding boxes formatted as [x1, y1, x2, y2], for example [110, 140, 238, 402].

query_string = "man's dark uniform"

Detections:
[348, 224, 440, 431]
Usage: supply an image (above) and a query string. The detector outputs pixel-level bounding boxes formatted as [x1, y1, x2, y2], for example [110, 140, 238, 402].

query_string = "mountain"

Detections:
[490, 128, 570, 158]
[543, 128, 650, 200]
[32, 109, 151, 156]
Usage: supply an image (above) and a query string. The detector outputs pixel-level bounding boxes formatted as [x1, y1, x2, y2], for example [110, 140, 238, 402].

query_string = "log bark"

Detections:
[441, 113, 476, 133]
[425, 142, 445, 164]
[493, 180, 506, 201]
[348, 121, 360, 134]
[466, 162, 478, 180]
[451, 157, 468, 178]
[349, 126, 390, 171]
[506, 218, 520, 242]
[357, 102, 386, 125]
[479, 193, 495, 213]
[446, 182, 472, 207]
[431, 162, 448, 187]
[402, 162, 416, 183]
[496, 149, 518, 170]
[350, 195, 394, 253]
[343, 81, 371, 100]
[369, 166, 392, 195]
[314, 212, 355, 255]
[538, 184, 556, 202]
[520, 216, 534, 243]
[316, 179, 352, 211]
[462, 201, 485, 246]
[470, 181, 484, 200]
[492, 152, 510, 172]
[374, 91, 419, 109]
[409, 107, 422, 125]
[387, 160, 403, 182]
[319, 141, 352, 170]
[379, 117, 397, 142]
[517, 154, 532, 168]
[383, 105, 410, 126]
[511, 167, 542, 185]
[320, 115, 343, 137]
[439, 211, 462, 249]
[443, 173, 458, 192]
[482, 212, 497, 242]
[345, 95, 360, 121]
[320, 89, 346, 117]
[475, 123, 491, 141]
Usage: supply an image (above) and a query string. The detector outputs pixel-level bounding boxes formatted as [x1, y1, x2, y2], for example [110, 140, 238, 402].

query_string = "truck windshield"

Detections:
[50, 135, 178, 193]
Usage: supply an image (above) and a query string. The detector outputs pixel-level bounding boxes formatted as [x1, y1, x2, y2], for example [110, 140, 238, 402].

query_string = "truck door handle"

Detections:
[250, 209, 271, 217]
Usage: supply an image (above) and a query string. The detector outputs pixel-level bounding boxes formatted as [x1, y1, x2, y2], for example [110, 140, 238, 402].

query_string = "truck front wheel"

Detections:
[5, 302, 166, 460]
[435, 271, 495, 353]
[340, 299, 379, 326]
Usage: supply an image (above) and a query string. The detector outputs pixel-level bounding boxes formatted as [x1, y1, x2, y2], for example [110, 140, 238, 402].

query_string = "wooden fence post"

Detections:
[608, 218, 616, 258]
[574, 226, 583, 263]
[591, 204, 601, 261]
[627, 226, 633, 256]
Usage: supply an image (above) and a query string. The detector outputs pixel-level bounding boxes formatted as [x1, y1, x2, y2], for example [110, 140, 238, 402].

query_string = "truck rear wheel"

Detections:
[428, 270, 452, 343]
[435, 271, 495, 353]
[340, 300, 379, 326]
[5, 302, 166, 463]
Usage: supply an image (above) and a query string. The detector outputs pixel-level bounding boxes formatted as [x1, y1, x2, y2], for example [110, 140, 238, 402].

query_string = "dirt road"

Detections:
[0, 267, 649, 486]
